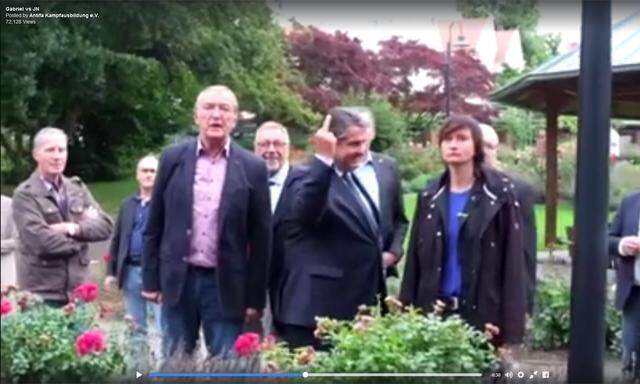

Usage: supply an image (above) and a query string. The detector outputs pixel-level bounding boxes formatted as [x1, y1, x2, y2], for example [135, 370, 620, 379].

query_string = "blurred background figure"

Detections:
[105, 155, 163, 351]
[1, 195, 17, 287]
[480, 123, 538, 315]
[609, 191, 640, 382]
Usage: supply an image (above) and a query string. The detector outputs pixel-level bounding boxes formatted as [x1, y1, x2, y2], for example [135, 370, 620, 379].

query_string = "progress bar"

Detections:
[307, 373, 482, 377]
[147, 371, 482, 378]
[148, 372, 302, 378]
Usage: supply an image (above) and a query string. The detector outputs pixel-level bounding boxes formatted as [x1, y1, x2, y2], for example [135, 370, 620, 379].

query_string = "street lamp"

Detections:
[445, 21, 468, 116]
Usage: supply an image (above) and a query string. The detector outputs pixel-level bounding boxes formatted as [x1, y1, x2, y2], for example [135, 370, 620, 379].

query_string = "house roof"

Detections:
[491, 11, 640, 118]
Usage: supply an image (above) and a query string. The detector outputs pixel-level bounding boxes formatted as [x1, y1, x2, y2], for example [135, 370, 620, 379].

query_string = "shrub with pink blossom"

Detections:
[0, 285, 127, 383]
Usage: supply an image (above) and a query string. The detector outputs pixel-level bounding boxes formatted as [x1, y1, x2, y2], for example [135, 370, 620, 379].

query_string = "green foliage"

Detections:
[531, 279, 571, 349]
[457, 0, 539, 31]
[389, 145, 443, 191]
[532, 279, 621, 352]
[1, 291, 127, 383]
[521, 31, 561, 68]
[494, 107, 543, 148]
[1, 1, 314, 182]
[405, 112, 443, 146]
[495, 65, 526, 88]
[610, 160, 640, 208]
[498, 146, 544, 193]
[263, 305, 496, 378]
[559, 115, 578, 134]
[533, 203, 574, 250]
[340, 93, 408, 153]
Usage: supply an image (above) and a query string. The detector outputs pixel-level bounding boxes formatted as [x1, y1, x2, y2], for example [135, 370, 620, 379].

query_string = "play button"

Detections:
[136, 371, 142, 379]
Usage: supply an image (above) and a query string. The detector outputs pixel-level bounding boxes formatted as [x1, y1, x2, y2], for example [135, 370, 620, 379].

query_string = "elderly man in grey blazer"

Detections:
[1, 194, 16, 287]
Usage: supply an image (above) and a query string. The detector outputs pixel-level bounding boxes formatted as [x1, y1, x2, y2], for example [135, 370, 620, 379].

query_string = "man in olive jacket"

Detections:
[12, 127, 113, 307]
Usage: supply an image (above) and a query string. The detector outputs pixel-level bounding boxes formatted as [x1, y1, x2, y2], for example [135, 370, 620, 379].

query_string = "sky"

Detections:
[273, 1, 640, 54]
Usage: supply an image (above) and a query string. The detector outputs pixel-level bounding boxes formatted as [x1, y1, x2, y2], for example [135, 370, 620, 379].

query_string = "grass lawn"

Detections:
[87, 178, 137, 215]
[403, 193, 574, 250]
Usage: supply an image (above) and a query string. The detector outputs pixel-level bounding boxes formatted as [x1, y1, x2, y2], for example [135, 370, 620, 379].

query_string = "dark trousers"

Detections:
[279, 323, 325, 350]
[163, 266, 242, 358]
[623, 286, 640, 380]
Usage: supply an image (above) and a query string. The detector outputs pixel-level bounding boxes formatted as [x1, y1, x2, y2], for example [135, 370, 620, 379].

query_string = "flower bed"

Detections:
[1, 283, 128, 383]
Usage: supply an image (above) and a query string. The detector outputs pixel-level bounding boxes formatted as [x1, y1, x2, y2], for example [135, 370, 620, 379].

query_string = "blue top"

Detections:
[440, 189, 470, 298]
[127, 197, 150, 262]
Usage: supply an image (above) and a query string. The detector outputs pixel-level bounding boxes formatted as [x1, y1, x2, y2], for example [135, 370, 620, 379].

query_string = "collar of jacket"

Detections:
[421, 166, 514, 204]
[27, 171, 69, 199]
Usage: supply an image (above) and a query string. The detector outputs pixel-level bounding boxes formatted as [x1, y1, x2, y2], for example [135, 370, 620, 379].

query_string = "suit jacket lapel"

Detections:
[332, 174, 378, 245]
[628, 194, 640, 234]
[121, 197, 137, 241]
[273, 168, 292, 223]
[218, 143, 245, 230]
[182, 139, 197, 225]
[371, 154, 390, 234]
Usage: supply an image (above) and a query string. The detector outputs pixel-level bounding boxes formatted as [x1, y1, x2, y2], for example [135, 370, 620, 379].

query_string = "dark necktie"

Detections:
[344, 172, 381, 243]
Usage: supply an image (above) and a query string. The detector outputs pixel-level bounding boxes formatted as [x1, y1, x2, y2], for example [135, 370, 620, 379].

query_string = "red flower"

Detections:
[233, 332, 261, 357]
[102, 253, 111, 263]
[72, 282, 99, 303]
[1, 298, 12, 316]
[75, 329, 107, 357]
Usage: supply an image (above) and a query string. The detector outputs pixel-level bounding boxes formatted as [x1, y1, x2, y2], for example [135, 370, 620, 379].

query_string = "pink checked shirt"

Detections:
[187, 138, 230, 267]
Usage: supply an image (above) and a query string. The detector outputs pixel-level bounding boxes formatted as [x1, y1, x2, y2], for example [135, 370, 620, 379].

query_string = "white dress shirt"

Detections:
[353, 153, 380, 211]
[269, 163, 290, 214]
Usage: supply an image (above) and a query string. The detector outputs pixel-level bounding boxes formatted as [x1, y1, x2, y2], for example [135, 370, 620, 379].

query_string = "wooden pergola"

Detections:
[491, 11, 640, 246]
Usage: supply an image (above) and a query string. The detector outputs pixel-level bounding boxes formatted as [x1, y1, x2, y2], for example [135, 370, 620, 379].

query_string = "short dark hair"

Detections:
[437, 114, 485, 168]
[327, 107, 368, 138]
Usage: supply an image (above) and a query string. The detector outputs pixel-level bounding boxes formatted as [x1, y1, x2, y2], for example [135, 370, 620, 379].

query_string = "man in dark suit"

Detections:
[105, 155, 163, 345]
[249, 121, 305, 335]
[609, 191, 640, 382]
[274, 107, 401, 349]
[348, 107, 409, 278]
[480, 123, 538, 315]
[141, 85, 272, 358]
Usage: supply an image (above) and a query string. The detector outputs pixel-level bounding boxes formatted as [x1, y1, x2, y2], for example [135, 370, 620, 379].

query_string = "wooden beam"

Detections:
[544, 99, 559, 247]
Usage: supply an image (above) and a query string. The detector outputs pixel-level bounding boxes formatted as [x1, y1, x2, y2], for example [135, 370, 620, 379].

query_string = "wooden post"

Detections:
[544, 100, 559, 247]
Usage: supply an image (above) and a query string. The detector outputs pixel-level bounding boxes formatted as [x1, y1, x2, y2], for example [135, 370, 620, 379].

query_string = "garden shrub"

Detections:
[260, 302, 496, 379]
[340, 92, 409, 153]
[1, 284, 128, 383]
[532, 279, 621, 353]
[389, 145, 443, 192]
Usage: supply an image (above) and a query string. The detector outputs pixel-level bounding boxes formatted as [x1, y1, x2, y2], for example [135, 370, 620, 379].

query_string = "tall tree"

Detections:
[287, 25, 385, 111]
[288, 28, 496, 121]
[1, 1, 314, 181]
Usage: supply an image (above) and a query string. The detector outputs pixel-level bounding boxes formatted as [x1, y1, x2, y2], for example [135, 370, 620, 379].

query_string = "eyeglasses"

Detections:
[256, 140, 289, 149]
[139, 168, 157, 174]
